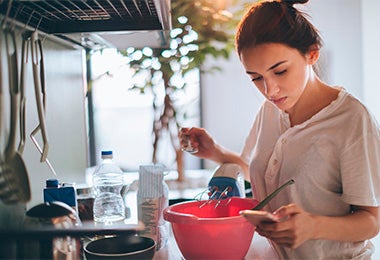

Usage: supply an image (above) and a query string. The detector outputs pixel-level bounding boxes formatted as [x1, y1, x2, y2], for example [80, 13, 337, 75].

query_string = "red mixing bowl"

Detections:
[163, 197, 258, 260]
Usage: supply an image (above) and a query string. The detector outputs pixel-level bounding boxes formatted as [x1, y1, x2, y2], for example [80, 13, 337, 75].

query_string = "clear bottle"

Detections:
[93, 150, 125, 223]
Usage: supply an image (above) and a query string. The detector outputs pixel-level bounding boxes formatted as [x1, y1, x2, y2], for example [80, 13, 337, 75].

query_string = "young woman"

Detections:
[180, 0, 380, 258]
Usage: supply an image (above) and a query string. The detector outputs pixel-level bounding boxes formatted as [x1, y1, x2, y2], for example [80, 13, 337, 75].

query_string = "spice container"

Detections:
[76, 185, 95, 221]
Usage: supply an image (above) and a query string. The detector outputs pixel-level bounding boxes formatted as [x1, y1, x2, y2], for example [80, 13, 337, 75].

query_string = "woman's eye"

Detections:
[251, 76, 262, 82]
[275, 69, 287, 75]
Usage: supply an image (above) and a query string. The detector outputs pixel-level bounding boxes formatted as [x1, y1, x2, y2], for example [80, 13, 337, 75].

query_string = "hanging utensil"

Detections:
[30, 133, 58, 177]
[0, 29, 31, 204]
[0, 26, 4, 158]
[30, 31, 49, 163]
[29, 31, 57, 177]
[17, 30, 31, 154]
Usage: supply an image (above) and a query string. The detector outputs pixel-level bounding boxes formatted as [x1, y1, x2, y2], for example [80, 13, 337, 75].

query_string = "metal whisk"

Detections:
[194, 185, 233, 208]
[194, 163, 246, 208]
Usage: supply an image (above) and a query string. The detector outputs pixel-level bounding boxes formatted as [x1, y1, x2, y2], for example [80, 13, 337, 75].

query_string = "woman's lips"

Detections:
[270, 96, 287, 105]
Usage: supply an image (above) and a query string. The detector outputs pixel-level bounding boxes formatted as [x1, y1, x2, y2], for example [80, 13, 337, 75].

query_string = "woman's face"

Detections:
[240, 43, 315, 112]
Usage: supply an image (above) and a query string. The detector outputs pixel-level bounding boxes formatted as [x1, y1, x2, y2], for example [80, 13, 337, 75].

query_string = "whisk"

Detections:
[194, 164, 295, 210]
[194, 163, 245, 208]
[197, 186, 233, 208]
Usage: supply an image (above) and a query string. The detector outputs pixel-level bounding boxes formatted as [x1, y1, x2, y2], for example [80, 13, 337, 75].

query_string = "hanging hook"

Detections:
[34, 15, 43, 32]
[9, 4, 22, 32]
[20, 9, 34, 35]
[40, 33, 48, 44]
[1, 0, 13, 30]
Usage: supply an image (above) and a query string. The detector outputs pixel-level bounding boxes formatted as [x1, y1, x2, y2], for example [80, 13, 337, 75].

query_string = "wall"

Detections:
[0, 26, 88, 220]
[362, 0, 380, 118]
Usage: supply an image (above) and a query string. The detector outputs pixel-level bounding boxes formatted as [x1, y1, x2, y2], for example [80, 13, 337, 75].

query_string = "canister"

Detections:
[76, 185, 95, 221]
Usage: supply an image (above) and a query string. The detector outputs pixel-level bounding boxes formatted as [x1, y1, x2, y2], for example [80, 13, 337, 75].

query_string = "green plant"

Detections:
[120, 0, 245, 180]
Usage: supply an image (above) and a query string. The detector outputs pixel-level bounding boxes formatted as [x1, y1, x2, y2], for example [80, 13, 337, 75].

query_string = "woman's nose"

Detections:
[263, 79, 279, 96]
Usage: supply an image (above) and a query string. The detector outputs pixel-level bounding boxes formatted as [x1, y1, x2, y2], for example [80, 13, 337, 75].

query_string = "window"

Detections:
[89, 48, 201, 171]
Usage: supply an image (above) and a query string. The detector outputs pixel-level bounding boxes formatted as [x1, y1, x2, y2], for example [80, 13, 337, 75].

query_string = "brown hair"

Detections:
[235, 0, 322, 56]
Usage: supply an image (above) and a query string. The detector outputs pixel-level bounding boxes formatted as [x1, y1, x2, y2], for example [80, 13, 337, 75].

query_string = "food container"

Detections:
[76, 184, 95, 221]
[163, 197, 258, 260]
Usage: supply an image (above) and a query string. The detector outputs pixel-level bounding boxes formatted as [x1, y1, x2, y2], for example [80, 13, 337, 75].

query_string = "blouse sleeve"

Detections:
[240, 102, 266, 164]
[340, 112, 380, 206]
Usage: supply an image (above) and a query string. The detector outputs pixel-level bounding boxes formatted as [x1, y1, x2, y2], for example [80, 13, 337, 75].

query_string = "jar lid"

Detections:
[46, 179, 59, 188]
[76, 185, 94, 196]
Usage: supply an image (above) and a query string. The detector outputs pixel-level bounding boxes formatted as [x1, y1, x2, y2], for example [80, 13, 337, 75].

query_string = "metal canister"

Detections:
[23, 201, 82, 259]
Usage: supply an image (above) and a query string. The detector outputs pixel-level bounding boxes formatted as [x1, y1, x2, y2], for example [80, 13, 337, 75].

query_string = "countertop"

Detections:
[121, 169, 279, 260]
[153, 227, 278, 260]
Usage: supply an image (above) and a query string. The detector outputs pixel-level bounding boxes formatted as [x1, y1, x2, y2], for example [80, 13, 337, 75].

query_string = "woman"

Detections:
[179, 0, 380, 258]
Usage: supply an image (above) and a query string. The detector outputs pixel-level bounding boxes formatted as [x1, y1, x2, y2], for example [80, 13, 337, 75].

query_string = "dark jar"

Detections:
[76, 185, 95, 221]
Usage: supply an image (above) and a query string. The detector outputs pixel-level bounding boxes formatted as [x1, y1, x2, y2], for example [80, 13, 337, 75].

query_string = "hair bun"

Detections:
[282, 0, 309, 6]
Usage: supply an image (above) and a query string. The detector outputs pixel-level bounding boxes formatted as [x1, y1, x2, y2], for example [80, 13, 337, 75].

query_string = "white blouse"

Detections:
[241, 88, 380, 259]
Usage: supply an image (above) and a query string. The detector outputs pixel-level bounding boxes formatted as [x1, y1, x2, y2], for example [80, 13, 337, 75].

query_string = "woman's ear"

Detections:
[307, 45, 320, 65]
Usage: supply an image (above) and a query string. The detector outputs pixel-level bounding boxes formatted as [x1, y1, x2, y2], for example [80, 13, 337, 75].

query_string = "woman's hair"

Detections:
[235, 0, 323, 56]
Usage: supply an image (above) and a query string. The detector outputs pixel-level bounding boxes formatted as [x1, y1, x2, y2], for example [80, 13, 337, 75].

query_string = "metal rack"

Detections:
[0, 0, 171, 34]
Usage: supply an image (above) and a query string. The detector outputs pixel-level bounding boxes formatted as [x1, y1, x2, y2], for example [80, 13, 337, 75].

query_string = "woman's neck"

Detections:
[287, 76, 339, 127]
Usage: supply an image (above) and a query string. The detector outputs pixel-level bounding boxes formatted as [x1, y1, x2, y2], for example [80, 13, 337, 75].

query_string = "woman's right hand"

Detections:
[179, 127, 217, 159]
[180, 127, 249, 178]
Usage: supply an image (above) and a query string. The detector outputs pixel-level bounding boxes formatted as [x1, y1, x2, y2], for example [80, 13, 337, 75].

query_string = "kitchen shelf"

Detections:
[0, 0, 172, 49]
[0, 0, 170, 34]
[0, 221, 142, 239]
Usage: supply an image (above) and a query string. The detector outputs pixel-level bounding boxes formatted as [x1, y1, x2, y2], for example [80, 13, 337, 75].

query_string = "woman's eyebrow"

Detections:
[246, 60, 287, 74]
[268, 60, 287, 71]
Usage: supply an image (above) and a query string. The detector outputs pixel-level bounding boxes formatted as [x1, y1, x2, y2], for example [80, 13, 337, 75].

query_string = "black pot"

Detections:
[84, 235, 156, 259]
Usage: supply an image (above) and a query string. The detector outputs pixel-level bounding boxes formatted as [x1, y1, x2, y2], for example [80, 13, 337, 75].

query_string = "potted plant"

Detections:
[119, 0, 245, 181]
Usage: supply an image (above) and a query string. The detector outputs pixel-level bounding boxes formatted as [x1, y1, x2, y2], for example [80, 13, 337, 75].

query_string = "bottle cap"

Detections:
[101, 150, 113, 159]
[46, 179, 59, 188]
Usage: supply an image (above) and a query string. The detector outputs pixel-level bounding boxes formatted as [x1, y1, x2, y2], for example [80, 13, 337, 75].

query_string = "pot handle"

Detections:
[163, 207, 199, 224]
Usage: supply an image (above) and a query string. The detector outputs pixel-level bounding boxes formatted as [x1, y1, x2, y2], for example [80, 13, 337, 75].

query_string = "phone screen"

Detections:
[240, 210, 279, 226]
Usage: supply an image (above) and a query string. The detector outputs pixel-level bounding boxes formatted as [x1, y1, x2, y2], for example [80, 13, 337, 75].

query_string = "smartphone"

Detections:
[240, 210, 279, 226]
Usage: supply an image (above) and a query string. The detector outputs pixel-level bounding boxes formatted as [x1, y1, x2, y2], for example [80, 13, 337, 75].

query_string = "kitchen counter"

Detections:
[122, 169, 279, 260]
[153, 227, 279, 260]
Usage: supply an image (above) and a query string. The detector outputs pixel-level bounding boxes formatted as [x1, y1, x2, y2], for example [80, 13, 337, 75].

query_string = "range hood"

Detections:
[0, 0, 172, 49]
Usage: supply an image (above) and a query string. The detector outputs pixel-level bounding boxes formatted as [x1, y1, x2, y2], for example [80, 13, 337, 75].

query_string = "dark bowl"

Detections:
[84, 235, 156, 259]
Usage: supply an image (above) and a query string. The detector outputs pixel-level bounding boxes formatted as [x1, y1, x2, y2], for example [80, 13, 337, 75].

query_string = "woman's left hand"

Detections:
[255, 203, 317, 249]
